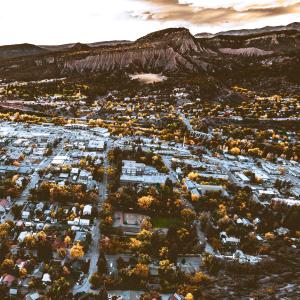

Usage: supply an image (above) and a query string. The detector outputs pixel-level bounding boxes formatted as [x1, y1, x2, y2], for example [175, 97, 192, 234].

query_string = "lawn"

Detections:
[152, 216, 182, 228]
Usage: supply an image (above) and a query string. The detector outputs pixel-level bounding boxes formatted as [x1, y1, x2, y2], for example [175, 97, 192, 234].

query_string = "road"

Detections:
[178, 111, 193, 132]
[162, 155, 178, 184]
[195, 220, 218, 255]
[73, 139, 110, 295]
[1, 139, 65, 223]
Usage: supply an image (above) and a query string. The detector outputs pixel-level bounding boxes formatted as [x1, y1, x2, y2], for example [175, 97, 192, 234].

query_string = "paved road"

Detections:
[162, 155, 178, 184]
[195, 220, 217, 255]
[73, 140, 111, 294]
[178, 111, 193, 132]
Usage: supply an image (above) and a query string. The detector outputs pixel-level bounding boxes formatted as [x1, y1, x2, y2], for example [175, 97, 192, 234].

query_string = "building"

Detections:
[87, 140, 105, 151]
[122, 160, 145, 176]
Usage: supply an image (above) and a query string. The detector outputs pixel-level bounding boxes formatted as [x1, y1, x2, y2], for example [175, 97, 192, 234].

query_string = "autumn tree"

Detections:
[48, 277, 70, 300]
[138, 195, 155, 210]
[70, 243, 84, 259]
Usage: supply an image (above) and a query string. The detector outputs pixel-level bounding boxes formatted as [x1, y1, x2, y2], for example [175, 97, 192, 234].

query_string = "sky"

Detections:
[1, 0, 300, 45]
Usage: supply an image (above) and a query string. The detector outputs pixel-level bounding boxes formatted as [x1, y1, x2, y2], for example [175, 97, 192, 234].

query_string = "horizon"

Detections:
[1, 0, 300, 46]
[1, 21, 300, 47]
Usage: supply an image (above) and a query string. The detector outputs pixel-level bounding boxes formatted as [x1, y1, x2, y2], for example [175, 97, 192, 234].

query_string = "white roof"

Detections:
[42, 273, 51, 282]
[79, 219, 90, 226]
[83, 204, 92, 215]
[18, 231, 29, 242]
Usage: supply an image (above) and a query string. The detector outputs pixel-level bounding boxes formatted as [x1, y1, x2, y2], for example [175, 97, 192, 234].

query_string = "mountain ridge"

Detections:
[195, 22, 300, 38]
[0, 24, 299, 83]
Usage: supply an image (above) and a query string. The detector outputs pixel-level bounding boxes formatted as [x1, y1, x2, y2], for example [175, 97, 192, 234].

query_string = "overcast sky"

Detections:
[1, 0, 300, 45]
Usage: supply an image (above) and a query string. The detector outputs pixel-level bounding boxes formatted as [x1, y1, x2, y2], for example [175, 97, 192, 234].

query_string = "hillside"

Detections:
[0, 24, 299, 95]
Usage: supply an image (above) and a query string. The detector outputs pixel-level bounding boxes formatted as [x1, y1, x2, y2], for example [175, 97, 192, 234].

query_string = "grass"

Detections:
[152, 216, 182, 228]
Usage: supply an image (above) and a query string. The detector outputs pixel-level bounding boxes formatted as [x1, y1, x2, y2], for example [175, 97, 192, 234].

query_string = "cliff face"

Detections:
[0, 28, 214, 79]
[0, 26, 299, 80]
[198, 30, 300, 56]
[59, 27, 216, 74]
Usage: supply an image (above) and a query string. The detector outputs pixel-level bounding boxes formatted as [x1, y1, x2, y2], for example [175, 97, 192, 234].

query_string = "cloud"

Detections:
[132, 0, 300, 26]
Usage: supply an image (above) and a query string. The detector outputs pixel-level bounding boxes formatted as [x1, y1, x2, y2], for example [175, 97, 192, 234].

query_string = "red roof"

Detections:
[3, 274, 15, 284]
[0, 199, 8, 207]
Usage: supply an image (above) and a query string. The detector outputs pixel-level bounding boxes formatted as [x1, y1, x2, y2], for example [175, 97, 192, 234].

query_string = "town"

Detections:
[0, 78, 299, 300]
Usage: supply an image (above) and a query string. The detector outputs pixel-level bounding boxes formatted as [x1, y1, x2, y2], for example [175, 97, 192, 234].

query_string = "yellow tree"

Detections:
[137, 195, 154, 210]
[64, 236, 72, 246]
[185, 293, 194, 300]
[129, 238, 142, 252]
[19, 267, 28, 278]
[129, 263, 149, 279]
[70, 243, 84, 259]
[181, 208, 196, 222]
[230, 147, 241, 155]
[188, 172, 199, 181]
[37, 231, 47, 241]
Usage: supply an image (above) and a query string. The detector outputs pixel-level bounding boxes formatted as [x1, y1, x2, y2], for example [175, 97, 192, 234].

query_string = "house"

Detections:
[71, 168, 80, 176]
[113, 211, 147, 235]
[35, 202, 44, 212]
[78, 170, 92, 181]
[18, 231, 30, 242]
[232, 250, 262, 265]
[261, 162, 281, 175]
[122, 160, 145, 176]
[1, 274, 16, 287]
[22, 211, 30, 220]
[59, 173, 69, 180]
[0, 198, 10, 212]
[120, 174, 167, 185]
[25, 292, 40, 300]
[271, 197, 300, 207]
[197, 184, 227, 197]
[15, 176, 25, 187]
[169, 294, 185, 300]
[83, 204, 92, 216]
[236, 172, 250, 184]
[220, 232, 240, 245]
[42, 273, 51, 284]
[87, 140, 105, 151]
[74, 231, 87, 242]
[79, 219, 90, 226]
[51, 155, 69, 165]
[9, 288, 18, 297]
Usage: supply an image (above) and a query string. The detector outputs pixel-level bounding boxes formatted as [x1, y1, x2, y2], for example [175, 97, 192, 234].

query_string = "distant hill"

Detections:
[0, 23, 299, 95]
[40, 40, 131, 52]
[0, 43, 48, 60]
[195, 22, 300, 38]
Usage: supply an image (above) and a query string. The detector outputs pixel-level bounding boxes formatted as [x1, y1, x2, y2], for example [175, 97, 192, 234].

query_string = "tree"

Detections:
[70, 243, 84, 259]
[58, 248, 67, 258]
[185, 293, 194, 300]
[140, 218, 153, 231]
[48, 277, 70, 300]
[188, 172, 199, 181]
[64, 236, 72, 246]
[0, 242, 9, 260]
[1, 258, 14, 273]
[97, 253, 108, 274]
[99, 287, 109, 300]
[11, 204, 22, 219]
[138, 195, 155, 210]
[37, 231, 47, 241]
[129, 238, 142, 252]
[89, 272, 102, 288]
[19, 267, 27, 278]
[168, 243, 179, 264]
[181, 208, 196, 223]
[129, 263, 149, 280]
[37, 239, 53, 262]
[230, 147, 241, 155]
[140, 291, 161, 300]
